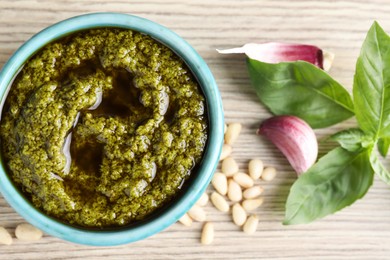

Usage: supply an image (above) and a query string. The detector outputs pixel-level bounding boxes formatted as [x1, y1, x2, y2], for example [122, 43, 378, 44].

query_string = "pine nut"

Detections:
[188, 205, 207, 222]
[212, 172, 228, 196]
[248, 158, 264, 180]
[196, 192, 209, 206]
[0, 226, 12, 245]
[210, 192, 230, 212]
[228, 179, 242, 202]
[222, 157, 239, 177]
[219, 144, 232, 161]
[261, 167, 277, 181]
[243, 215, 259, 234]
[243, 186, 264, 199]
[15, 223, 43, 241]
[201, 222, 214, 245]
[242, 198, 264, 211]
[224, 123, 227, 134]
[225, 123, 242, 145]
[233, 172, 254, 188]
[178, 213, 193, 227]
[232, 203, 247, 226]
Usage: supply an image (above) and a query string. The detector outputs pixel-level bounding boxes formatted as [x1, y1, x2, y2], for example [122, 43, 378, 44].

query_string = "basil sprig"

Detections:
[248, 22, 390, 224]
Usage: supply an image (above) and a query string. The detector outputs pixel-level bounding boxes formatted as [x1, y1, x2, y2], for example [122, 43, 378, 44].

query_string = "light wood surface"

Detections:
[1, 0, 390, 259]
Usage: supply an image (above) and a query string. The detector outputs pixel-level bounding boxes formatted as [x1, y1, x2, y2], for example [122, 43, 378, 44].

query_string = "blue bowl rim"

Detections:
[0, 12, 224, 246]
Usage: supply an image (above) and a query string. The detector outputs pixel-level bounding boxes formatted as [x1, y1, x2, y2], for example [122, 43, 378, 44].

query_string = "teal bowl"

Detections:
[0, 13, 223, 246]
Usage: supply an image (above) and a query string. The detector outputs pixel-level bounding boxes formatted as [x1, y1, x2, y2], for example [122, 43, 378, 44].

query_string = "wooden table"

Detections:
[1, 0, 390, 259]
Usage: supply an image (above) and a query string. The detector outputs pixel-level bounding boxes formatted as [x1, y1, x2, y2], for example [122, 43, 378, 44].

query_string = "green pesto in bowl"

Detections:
[0, 28, 208, 228]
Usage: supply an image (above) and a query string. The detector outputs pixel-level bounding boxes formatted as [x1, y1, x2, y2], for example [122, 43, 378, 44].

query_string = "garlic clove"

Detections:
[257, 115, 318, 175]
[217, 43, 334, 71]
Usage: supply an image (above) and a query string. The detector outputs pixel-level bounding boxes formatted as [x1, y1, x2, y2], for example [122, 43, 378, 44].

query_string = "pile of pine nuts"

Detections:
[178, 123, 277, 245]
[0, 223, 43, 245]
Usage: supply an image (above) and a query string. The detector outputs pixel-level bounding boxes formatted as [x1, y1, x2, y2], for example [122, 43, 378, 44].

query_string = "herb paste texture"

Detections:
[0, 28, 207, 227]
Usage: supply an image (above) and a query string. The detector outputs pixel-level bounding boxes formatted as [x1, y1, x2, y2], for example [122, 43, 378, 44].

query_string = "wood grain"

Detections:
[1, 0, 390, 259]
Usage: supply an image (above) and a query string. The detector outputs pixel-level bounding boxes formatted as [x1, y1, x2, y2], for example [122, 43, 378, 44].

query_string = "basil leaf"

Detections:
[378, 137, 390, 157]
[353, 22, 390, 138]
[284, 147, 374, 225]
[330, 128, 368, 152]
[370, 149, 390, 185]
[247, 59, 354, 128]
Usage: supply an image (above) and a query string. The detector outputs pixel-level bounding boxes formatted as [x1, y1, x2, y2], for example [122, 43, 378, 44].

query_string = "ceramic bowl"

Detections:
[0, 12, 223, 246]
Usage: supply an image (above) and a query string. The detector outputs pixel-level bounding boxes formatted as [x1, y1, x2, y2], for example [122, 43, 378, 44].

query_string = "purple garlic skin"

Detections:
[257, 115, 318, 175]
[242, 43, 324, 68]
[217, 42, 334, 71]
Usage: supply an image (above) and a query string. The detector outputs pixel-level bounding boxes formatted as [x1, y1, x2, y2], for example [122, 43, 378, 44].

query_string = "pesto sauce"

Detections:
[0, 28, 208, 227]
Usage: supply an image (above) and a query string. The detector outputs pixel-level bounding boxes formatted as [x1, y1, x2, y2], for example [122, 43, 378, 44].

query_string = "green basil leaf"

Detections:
[247, 59, 354, 129]
[353, 22, 390, 138]
[377, 137, 390, 157]
[284, 147, 374, 225]
[330, 128, 368, 152]
[370, 148, 390, 185]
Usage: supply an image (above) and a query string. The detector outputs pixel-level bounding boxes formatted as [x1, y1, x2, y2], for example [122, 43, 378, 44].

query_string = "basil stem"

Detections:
[370, 149, 390, 185]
